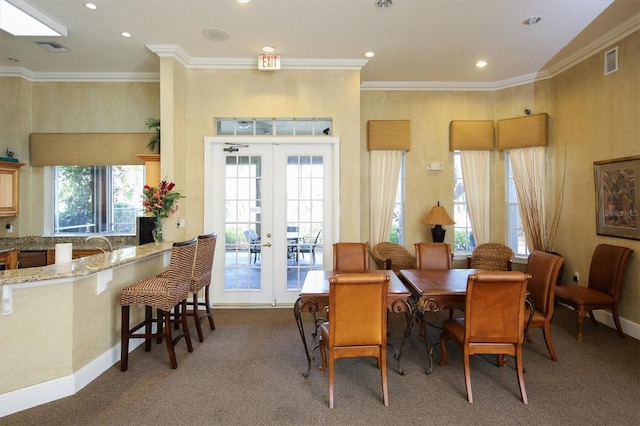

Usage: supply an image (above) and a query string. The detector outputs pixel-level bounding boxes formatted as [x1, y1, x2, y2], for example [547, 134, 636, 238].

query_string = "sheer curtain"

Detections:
[369, 150, 402, 246]
[510, 146, 547, 252]
[460, 151, 490, 245]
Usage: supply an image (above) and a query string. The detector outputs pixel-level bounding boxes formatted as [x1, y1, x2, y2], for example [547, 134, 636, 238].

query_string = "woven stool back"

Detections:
[190, 233, 217, 293]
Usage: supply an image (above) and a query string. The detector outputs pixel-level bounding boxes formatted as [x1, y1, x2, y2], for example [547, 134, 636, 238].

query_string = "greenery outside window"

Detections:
[54, 165, 144, 234]
[453, 151, 474, 253]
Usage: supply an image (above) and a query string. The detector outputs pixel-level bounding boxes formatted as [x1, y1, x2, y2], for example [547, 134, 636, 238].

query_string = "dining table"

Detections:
[398, 269, 534, 374]
[294, 269, 413, 377]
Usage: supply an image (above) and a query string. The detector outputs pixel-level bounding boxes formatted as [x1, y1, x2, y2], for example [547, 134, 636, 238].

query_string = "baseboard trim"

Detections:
[0, 339, 143, 418]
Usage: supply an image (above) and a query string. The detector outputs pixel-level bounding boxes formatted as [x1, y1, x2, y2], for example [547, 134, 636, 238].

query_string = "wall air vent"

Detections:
[604, 46, 618, 75]
[35, 41, 70, 52]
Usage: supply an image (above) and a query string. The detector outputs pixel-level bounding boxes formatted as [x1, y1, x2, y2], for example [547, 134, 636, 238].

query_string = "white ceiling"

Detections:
[1, 0, 639, 86]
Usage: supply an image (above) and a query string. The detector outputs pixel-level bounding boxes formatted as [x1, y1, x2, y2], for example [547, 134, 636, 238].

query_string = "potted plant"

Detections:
[145, 117, 160, 152]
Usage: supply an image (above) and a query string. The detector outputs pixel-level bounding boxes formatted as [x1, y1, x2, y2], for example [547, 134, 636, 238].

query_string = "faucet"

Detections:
[85, 235, 113, 252]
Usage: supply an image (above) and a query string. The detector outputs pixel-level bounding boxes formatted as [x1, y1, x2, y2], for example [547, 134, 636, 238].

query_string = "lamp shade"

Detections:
[423, 202, 455, 225]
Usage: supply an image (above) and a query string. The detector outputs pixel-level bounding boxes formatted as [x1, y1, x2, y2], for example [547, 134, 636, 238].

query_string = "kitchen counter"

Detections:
[0, 242, 170, 285]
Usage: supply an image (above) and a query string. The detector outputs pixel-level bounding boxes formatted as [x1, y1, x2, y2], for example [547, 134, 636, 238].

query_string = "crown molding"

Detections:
[2, 15, 637, 85]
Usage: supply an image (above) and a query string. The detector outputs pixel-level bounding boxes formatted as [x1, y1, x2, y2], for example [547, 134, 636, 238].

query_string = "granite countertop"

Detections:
[0, 242, 172, 286]
[0, 235, 137, 252]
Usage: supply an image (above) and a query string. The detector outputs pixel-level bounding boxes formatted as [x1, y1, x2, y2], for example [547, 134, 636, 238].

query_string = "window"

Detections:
[506, 152, 529, 256]
[389, 153, 406, 244]
[453, 151, 474, 252]
[54, 165, 144, 234]
[216, 117, 333, 136]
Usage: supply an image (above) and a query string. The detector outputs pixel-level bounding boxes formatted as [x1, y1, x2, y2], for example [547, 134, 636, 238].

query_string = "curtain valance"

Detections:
[497, 113, 549, 150]
[449, 120, 494, 151]
[367, 120, 411, 151]
[30, 133, 152, 166]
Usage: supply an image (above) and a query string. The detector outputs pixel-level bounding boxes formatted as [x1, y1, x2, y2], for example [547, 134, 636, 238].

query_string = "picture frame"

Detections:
[594, 155, 640, 240]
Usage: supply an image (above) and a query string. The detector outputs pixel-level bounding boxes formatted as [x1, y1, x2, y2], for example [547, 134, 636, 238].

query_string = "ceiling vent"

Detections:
[35, 40, 70, 52]
[604, 46, 618, 75]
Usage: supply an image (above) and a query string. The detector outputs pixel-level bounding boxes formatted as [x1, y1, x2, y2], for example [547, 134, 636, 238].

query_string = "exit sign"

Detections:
[258, 55, 281, 70]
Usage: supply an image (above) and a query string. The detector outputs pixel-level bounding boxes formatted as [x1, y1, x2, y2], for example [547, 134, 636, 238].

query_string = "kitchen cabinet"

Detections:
[0, 249, 18, 269]
[0, 161, 24, 217]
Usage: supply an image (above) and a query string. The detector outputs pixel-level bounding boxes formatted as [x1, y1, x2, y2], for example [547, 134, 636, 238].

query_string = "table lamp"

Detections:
[423, 201, 455, 243]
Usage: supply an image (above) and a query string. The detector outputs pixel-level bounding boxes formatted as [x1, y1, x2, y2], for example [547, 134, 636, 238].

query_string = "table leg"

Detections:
[391, 297, 415, 376]
[294, 297, 320, 377]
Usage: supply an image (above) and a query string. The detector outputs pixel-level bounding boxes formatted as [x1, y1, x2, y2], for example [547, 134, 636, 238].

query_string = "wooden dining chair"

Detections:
[187, 233, 218, 342]
[333, 242, 369, 271]
[120, 238, 197, 371]
[319, 272, 390, 408]
[414, 242, 452, 270]
[524, 251, 564, 361]
[439, 271, 531, 404]
[555, 244, 633, 341]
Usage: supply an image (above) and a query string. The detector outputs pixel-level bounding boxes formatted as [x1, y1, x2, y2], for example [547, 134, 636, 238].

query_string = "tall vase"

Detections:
[152, 215, 164, 243]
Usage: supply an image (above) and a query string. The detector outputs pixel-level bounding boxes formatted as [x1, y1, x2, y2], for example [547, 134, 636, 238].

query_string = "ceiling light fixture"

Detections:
[202, 28, 230, 42]
[364, 51, 376, 58]
[375, 0, 393, 8]
[262, 45, 276, 53]
[0, 0, 67, 36]
[84, 3, 98, 10]
[120, 31, 132, 38]
[476, 60, 487, 68]
[237, 0, 251, 3]
[523, 16, 542, 25]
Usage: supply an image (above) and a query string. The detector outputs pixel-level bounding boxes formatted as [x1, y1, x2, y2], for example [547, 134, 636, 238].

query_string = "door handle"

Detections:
[263, 242, 272, 247]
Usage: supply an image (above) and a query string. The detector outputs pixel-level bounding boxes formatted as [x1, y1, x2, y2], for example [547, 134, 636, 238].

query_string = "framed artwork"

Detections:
[594, 155, 639, 240]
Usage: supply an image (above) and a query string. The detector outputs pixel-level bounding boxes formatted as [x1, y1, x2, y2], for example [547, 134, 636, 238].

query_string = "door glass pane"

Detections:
[224, 155, 262, 290]
[286, 155, 324, 291]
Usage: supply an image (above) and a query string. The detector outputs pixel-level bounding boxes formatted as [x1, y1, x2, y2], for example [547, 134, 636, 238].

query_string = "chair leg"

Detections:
[203, 284, 215, 331]
[380, 347, 389, 407]
[575, 310, 586, 341]
[319, 337, 327, 372]
[161, 308, 179, 369]
[463, 348, 473, 403]
[515, 347, 528, 404]
[611, 305, 626, 338]
[328, 352, 335, 409]
[438, 332, 448, 366]
[120, 305, 130, 372]
[192, 291, 205, 342]
[542, 323, 559, 361]
[180, 299, 194, 353]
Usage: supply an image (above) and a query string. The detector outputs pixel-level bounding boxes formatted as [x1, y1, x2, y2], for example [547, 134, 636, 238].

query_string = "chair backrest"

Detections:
[191, 233, 217, 293]
[164, 238, 198, 298]
[468, 243, 514, 271]
[371, 242, 416, 272]
[414, 242, 451, 270]
[244, 229, 259, 243]
[588, 244, 633, 299]
[525, 251, 564, 316]
[465, 271, 530, 344]
[287, 226, 298, 233]
[328, 272, 390, 347]
[312, 228, 323, 244]
[333, 242, 370, 271]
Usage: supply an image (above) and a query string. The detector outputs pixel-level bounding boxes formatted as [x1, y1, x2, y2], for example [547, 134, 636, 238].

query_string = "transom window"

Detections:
[216, 118, 332, 136]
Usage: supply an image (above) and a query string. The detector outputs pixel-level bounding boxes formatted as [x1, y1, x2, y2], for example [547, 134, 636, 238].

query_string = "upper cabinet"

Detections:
[0, 161, 24, 217]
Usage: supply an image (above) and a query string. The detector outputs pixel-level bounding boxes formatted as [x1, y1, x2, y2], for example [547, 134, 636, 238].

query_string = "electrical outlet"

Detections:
[177, 219, 186, 228]
[573, 271, 579, 282]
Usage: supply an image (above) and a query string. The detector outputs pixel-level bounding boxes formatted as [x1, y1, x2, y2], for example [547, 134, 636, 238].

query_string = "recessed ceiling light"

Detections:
[262, 45, 276, 53]
[523, 16, 542, 25]
[120, 32, 132, 38]
[84, 3, 98, 10]
[237, 0, 251, 3]
[375, 0, 392, 8]
[476, 60, 488, 68]
[363, 51, 376, 58]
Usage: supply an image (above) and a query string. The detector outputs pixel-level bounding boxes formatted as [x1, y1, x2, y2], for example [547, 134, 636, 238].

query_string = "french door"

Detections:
[204, 137, 338, 306]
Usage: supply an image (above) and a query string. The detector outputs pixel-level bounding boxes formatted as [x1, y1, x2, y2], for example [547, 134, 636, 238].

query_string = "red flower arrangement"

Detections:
[142, 180, 184, 220]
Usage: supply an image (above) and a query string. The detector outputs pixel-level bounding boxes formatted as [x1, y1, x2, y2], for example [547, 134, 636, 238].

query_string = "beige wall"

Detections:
[0, 31, 637, 323]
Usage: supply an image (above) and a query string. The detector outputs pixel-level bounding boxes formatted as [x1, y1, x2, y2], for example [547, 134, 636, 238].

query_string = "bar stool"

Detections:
[120, 238, 197, 371]
[187, 233, 218, 342]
